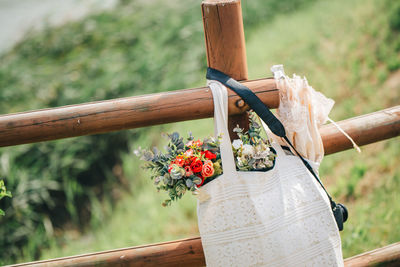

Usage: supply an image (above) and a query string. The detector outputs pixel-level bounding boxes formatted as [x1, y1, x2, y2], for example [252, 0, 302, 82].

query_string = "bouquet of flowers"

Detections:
[135, 111, 276, 206]
[232, 112, 276, 171]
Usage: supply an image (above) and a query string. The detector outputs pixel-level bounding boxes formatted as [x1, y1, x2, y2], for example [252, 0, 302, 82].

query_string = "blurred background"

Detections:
[0, 0, 399, 265]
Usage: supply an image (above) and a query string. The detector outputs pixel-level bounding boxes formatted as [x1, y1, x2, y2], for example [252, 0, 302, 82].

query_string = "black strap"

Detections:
[207, 67, 336, 209]
[206, 68, 286, 138]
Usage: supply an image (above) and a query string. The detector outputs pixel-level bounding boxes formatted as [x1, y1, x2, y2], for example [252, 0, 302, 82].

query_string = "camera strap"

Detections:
[206, 67, 347, 230]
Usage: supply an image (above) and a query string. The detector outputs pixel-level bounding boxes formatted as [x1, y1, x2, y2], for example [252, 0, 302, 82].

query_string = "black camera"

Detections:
[333, 203, 348, 231]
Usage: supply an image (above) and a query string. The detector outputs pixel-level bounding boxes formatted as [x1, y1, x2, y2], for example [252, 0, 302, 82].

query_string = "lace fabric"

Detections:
[272, 65, 335, 164]
[197, 81, 344, 267]
[272, 64, 360, 162]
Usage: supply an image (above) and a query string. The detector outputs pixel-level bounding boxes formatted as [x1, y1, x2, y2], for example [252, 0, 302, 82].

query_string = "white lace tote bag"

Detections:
[197, 81, 344, 267]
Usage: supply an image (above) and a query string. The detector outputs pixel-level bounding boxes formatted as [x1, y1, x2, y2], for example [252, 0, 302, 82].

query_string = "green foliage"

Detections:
[0, 180, 12, 216]
[241, 0, 317, 31]
[0, 132, 130, 264]
[333, 162, 367, 200]
[388, 1, 400, 32]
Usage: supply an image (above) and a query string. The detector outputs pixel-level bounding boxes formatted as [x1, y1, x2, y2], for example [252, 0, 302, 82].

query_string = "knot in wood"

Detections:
[236, 99, 245, 108]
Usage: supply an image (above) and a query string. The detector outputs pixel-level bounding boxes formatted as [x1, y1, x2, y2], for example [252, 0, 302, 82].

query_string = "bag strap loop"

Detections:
[206, 68, 286, 138]
[208, 80, 237, 175]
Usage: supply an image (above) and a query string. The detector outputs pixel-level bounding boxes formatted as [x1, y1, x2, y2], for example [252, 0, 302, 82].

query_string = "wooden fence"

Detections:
[3, 0, 400, 266]
[10, 239, 400, 267]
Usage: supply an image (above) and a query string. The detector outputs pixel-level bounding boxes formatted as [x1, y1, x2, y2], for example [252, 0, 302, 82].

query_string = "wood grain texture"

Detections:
[344, 242, 400, 267]
[202, 0, 249, 139]
[201, 0, 248, 81]
[321, 105, 400, 155]
[8, 240, 400, 267]
[0, 85, 398, 154]
[7, 237, 206, 267]
[0, 78, 278, 147]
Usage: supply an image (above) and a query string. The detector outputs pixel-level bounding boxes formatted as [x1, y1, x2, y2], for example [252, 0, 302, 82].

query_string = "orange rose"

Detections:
[173, 156, 185, 167]
[201, 160, 214, 178]
[187, 139, 203, 147]
[193, 139, 203, 147]
[172, 156, 185, 167]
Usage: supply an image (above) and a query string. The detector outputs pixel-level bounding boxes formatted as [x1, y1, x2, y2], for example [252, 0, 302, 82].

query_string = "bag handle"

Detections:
[206, 67, 348, 231]
[208, 80, 237, 176]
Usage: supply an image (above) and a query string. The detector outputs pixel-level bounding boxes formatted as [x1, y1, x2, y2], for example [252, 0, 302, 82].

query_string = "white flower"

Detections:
[133, 147, 142, 156]
[257, 143, 269, 153]
[242, 144, 255, 156]
[236, 156, 243, 167]
[232, 139, 243, 150]
[265, 160, 273, 167]
[170, 165, 185, 179]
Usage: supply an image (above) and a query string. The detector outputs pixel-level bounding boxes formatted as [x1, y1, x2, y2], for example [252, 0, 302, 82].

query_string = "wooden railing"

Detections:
[1, 91, 398, 153]
[9, 240, 400, 267]
[0, 78, 278, 147]
[3, 0, 400, 266]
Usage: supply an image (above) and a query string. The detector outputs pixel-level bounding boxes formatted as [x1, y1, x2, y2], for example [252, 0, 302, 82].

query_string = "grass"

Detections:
[3, 0, 400, 263]
[245, 0, 400, 257]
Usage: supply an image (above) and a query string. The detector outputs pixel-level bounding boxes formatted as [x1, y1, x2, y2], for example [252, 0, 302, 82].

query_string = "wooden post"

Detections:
[201, 0, 249, 139]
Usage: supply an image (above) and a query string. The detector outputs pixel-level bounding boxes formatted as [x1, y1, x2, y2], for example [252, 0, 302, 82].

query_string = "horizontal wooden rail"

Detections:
[321, 105, 400, 154]
[9, 239, 400, 267]
[9, 237, 206, 267]
[0, 79, 399, 150]
[0, 78, 278, 147]
[344, 242, 400, 267]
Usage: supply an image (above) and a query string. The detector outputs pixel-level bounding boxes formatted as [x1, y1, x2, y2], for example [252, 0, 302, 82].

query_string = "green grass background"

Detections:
[0, 0, 399, 264]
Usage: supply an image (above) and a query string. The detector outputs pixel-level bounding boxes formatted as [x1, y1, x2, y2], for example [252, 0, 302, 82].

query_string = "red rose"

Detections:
[184, 156, 195, 165]
[201, 160, 215, 178]
[190, 158, 203, 173]
[203, 150, 216, 160]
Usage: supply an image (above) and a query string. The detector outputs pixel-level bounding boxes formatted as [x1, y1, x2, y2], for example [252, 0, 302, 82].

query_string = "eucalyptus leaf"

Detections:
[185, 179, 194, 188]
[193, 176, 202, 185]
